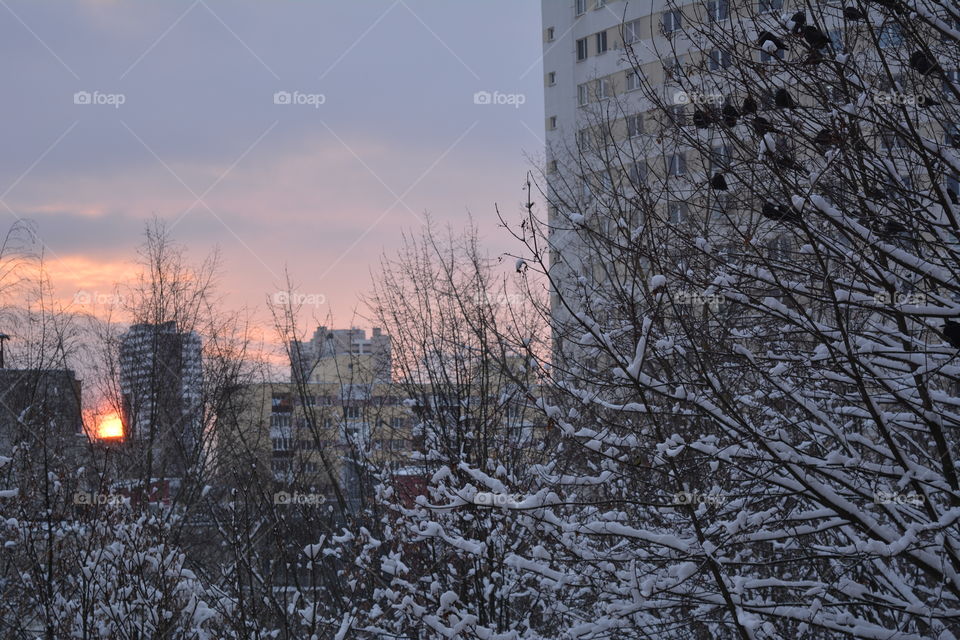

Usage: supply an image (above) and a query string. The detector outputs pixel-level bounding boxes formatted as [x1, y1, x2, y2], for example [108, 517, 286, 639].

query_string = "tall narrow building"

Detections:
[120, 321, 202, 477]
[541, 1, 687, 328]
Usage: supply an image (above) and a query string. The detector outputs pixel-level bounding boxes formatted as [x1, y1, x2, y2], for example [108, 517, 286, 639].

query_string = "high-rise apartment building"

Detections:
[542, 1, 695, 325]
[290, 326, 391, 384]
[120, 321, 203, 476]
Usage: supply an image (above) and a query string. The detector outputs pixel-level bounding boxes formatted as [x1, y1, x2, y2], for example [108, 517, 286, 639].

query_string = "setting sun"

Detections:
[94, 413, 124, 440]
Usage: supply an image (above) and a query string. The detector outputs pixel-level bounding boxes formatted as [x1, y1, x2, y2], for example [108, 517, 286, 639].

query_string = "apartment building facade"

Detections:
[542, 0, 959, 329]
[0, 368, 83, 457]
[290, 326, 392, 385]
[119, 321, 203, 477]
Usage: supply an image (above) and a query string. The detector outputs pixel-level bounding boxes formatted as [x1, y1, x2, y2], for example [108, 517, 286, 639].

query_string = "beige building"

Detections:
[226, 380, 416, 509]
[290, 326, 391, 385]
[221, 326, 550, 511]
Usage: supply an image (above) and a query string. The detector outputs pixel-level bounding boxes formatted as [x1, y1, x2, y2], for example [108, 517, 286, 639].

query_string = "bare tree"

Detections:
[491, 0, 960, 637]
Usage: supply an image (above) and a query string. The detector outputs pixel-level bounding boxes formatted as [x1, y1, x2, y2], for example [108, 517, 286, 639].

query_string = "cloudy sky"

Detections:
[1, 0, 544, 330]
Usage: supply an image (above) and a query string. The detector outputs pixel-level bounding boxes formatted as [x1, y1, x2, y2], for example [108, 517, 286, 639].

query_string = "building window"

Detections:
[626, 71, 641, 91]
[548, 115, 558, 130]
[390, 417, 405, 429]
[662, 10, 682, 34]
[878, 24, 903, 47]
[709, 144, 732, 170]
[547, 71, 556, 86]
[270, 414, 291, 428]
[628, 162, 647, 186]
[828, 29, 843, 51]
[880, 132, 904, 150]
[944, 70, 960, 97]
[576, 37, 589, 61]
[758, 0, 783, 12]
[344, 406, 361, 420]
[663, 57, 683, 81]
[626, 113, 644, 137]
[581, 179, 593, 200]
[948, 175, 960, 200]
[547, 159, 558, 173]
[708, 194, 731, 217]
[596, 30, 608, 54]
[707, 0, 728, 21]
[668, 104, 687, 127]
[545, 26, 555, 42]
[624, 19, 642, 44]
[708, 49, 731, 70]
[595, 171, 613, 194]
[767, 234, 791, 261]
[576, 0, 588, 16]
[578, 83, 589, 106]
[760, 48, 784, 63]
[272, 437, 292, 451]
[597, 77, 612, 99]
[578, 128, 592, 148]
[667, 152, 687, 176]
[668, 203, 688, 223]
[947, 123, 960, 148]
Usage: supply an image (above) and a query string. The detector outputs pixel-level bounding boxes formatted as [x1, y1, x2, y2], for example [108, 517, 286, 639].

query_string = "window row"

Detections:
[577, 29, 609, 61]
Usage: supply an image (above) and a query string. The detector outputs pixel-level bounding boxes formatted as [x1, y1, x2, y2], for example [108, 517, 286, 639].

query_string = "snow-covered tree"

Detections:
[498, 0, 960, 637]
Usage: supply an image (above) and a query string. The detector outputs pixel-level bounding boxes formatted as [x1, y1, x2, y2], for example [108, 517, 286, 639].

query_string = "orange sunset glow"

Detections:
[88, 411, 124, 440]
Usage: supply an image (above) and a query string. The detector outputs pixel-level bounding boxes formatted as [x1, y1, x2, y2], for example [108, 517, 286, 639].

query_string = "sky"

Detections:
[0, 0, 545, 334]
